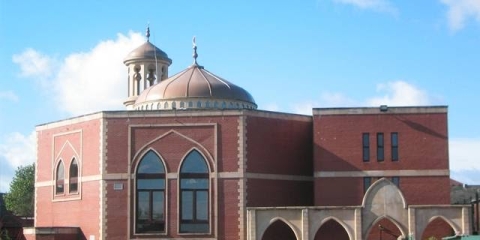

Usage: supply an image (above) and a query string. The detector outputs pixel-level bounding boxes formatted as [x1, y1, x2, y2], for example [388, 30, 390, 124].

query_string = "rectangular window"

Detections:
[391, 132, 399, 161]
[362, 133, 370, 162]
[377, 133, 384, 161]
[363, 177, 372, 193]
[391, 177, 400, 187]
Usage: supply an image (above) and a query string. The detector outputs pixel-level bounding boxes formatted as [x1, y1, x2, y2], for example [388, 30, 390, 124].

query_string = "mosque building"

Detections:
[25, 28, 473, 240]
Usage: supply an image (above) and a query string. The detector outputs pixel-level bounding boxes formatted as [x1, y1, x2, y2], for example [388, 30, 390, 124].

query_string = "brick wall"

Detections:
[245, 114, 313, 207]
[245, 114, 312, 175]
[313, 110, 450, 206]
[103, 112, 242, 239]
[36, 117, 101, 239]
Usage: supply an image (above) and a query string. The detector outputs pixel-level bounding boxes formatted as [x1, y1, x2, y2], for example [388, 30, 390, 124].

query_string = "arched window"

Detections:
[179, 150, 209, 233]
[69, 158, 78, 193]
[136, 150, 166, 233]
[56, 161, 65, 194]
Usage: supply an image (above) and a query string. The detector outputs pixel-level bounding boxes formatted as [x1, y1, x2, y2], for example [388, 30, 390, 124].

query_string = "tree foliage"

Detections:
[4, 164, 34, 216]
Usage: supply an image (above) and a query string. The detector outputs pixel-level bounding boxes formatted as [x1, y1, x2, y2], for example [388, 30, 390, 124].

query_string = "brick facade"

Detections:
[32, 107, 453, 239]
[313, 107, 450, 206]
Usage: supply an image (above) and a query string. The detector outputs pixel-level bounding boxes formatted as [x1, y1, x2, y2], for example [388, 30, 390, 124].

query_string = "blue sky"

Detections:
[0, 0, 479, 192]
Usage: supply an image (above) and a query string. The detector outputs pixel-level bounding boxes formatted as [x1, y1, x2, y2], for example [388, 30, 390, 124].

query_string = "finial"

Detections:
[192, 36, 198, 65]
[146, 24, 150, 42]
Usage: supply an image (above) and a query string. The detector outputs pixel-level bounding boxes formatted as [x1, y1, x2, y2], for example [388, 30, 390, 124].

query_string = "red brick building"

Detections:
[26, 31, 471, 240]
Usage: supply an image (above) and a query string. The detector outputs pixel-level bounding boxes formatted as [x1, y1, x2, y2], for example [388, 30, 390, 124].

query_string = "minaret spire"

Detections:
[192, 36, 198, 65]
[146, 24, 150, 42]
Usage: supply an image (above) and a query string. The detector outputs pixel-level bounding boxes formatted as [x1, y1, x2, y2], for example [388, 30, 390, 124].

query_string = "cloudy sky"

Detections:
[1, 0, 479, 192]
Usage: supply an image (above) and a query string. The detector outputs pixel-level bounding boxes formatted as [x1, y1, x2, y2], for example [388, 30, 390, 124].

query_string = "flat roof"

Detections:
[313, 106, 447, 115]
[36, 109, 312, 131]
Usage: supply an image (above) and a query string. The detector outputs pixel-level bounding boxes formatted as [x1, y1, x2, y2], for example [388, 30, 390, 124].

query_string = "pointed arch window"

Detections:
[69, 158, 78, 193]
[136, 150, 166, 233]
[56, 161, 65, 194]
[179, 150, 209, 233]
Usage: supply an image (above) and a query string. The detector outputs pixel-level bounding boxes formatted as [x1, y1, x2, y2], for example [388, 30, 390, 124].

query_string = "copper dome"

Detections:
[124, 41, 172, 64]
[133, 64, 257, 110]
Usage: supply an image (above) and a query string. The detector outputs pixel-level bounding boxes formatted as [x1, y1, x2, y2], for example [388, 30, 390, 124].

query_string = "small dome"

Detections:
[134, 64, 257, 110]
[124, 41, 172, 64]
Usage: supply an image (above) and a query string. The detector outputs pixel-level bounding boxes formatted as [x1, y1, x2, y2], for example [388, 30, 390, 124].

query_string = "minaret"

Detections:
[123, 26, 172, 110]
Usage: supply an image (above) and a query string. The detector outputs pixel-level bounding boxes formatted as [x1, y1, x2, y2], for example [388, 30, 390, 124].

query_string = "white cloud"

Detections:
[290, 92, 357, 114]
[0, 131, 36, 192]
[262, 103, 280, 112]
[292, 101, 315, 115]
[451, 170, 480, 185]
[365, 81, 430, 106]
[12, 31, 145, 116]
[0, 131, 36, 169]
[0, 91, 19, 102]
[441, 0, 480, 31]
[449, 138, 480, 172]
[12, 48, 56, 79]
[53, 32, 144, 115]
[292, 80, 430, 112]
[320, 92, 358, 107]
[0, 177, 11, 193]
[333, 0, 397, 14]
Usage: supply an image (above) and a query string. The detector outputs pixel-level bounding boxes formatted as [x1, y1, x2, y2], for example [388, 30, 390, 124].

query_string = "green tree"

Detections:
[4, 164, 34, 216]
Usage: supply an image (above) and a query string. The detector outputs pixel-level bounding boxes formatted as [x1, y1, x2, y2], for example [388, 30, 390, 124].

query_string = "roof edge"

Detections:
[313, 106, 448, 115]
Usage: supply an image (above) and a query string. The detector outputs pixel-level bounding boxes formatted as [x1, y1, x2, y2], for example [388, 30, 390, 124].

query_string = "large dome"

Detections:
[133, 64, 257, 110]
[124, 41, 172, 64]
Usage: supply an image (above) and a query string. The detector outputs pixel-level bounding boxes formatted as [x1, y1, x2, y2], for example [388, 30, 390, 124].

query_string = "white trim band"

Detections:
[315, 169, 449, 178]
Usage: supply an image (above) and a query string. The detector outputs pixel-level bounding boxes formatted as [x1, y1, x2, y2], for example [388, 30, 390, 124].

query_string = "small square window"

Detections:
[113, 183, 124, 190]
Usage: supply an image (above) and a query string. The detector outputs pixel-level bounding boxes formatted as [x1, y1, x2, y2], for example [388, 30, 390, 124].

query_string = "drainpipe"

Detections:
[476, 192, 479, 235]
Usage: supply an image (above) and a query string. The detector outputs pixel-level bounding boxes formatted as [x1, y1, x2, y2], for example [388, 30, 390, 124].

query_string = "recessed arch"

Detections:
[362, 177, 407, 208]
[365, 216, 406, 240]
[421, 215, 457, 239]
[54, 140, 80, 163]
[132, 129, 215, 173]
[176, 147, 213, 174]
[178, 149, 210, 233]
[261, 218, 298, 240]
[315, 217, 351, 240]
[132, 147, 168, 174]
[68, 158, 79, 193]
[55, 160, 65, 195]
[134, 149, 166, 234]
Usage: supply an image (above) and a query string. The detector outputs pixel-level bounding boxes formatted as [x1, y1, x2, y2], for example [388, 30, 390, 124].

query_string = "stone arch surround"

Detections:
[247, 179, 471, 240]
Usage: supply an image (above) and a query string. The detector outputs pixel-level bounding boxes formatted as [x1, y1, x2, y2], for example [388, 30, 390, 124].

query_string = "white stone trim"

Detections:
[127, 122, 218, 237]
[314, 169, 449, 178]
[36, 112, 104, 131]
[237, 115, 247, 240]
[51, 130, 83, 202]
[36, 109, 313, 133]
[313, 106, 447, 115]
[34, 131, 39, 227]
[245, 173, 313, 181]
[244, 110, 312, 122]
[100, 117, 106, 239]
[134, 98, 257, 111]
[36, 171, 313, 187]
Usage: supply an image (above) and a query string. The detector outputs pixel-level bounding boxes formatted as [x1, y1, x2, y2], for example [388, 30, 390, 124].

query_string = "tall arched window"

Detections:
[69, 158, 78, 193]
[136, 150, 166, 233]
[56, 161, 65, 194]
[179, 150, 209, 233]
